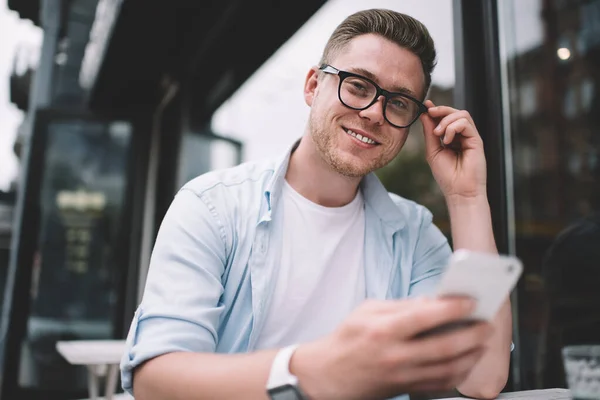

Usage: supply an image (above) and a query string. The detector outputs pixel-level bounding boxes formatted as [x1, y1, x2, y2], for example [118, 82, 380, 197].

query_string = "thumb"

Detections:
[420, 100, 441, 156]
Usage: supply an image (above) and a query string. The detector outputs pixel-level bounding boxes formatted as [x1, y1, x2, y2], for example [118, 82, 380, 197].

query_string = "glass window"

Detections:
[17, 116, 132, 393]
[520, 80, 537, 117]
[498, 0, 600, 390]
[0, 197, 14, 305]
[176, 129, 242, 190]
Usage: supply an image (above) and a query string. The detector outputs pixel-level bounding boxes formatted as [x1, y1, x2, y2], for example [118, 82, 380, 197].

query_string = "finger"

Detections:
[393, 297, 476, 338]
[428, 106, 475, 126]
[441, 118, 469, 145]
[378, 296, 442, 315]
[424, 99, 436, 109]
[358, 297, 436, 317]
[433, 112, 472, 138]
[420, 103, 443, 156]
[421, 101, 439, 132]
[409, 322, 493, 364]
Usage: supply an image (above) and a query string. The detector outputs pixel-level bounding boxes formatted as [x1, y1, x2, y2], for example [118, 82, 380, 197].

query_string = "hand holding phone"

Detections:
[436, 249, 522, 321]
[415, 249, 522, 338]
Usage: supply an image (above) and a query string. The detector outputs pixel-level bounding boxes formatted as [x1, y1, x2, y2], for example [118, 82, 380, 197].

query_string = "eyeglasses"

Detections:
[319, 64, 427, 129]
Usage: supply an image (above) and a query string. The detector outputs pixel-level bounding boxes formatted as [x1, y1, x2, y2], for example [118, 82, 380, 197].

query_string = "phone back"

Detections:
[436, 249, 523, 321]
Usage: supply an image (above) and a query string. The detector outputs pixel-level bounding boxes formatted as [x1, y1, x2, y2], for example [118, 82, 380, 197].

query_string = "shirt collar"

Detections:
[359, 173, 406, 231]
[263, 139, 406, 231]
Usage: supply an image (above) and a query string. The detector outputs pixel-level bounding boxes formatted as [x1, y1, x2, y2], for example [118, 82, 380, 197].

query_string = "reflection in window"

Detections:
[520, 80, 537, 117]
[177, 129, 242, 190]
[0, 197, 14, 309]
[18, 117, 132, 393]
[563, 86, 577, 118]
[499, 0, 600, 390]
[581, 79, 594, 112]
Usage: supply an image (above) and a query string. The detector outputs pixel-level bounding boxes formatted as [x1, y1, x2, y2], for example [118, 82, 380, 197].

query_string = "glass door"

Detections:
[498, 0, 600, 390]
[1, 109, 136, 399]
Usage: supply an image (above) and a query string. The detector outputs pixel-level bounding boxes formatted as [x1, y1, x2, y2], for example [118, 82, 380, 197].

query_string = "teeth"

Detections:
[347, 129, 376, 145]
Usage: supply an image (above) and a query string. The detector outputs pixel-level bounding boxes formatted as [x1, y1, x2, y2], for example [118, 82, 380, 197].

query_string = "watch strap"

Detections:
[267, 344, 300, 389]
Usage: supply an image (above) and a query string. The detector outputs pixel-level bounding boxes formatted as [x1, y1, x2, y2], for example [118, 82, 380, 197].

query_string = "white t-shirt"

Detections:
[254, 180, 366, 350]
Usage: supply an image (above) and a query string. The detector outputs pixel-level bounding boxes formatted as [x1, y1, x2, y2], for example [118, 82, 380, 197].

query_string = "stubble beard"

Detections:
[308, 112, 393, 178]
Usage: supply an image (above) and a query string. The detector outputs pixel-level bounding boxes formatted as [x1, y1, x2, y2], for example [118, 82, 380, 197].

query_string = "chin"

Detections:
[329, 152, 376, 178]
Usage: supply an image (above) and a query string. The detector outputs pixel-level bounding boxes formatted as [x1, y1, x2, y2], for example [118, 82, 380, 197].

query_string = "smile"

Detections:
[344, 128, 379, 145]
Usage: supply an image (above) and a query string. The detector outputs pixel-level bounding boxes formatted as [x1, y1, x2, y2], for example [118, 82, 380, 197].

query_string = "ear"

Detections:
[303, 66, 320, 107]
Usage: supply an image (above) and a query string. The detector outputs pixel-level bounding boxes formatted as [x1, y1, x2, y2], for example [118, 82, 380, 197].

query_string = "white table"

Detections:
[56, 340, 127, 400]
[439, 388, 571, 399]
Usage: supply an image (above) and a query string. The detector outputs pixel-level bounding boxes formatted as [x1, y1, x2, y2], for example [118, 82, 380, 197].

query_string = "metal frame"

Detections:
[453, 0, 520, 391]
[136, 79, 180, 303]
[119, 109, 154, 340]
[0, 107, 50, 400]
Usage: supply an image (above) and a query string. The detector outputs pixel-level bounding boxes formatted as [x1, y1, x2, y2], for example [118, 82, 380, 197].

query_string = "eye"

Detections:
[388, 98, 409, 110]
[350, 81, 368, 91]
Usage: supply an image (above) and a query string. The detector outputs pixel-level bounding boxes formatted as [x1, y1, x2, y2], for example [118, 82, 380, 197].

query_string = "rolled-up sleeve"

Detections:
[408, 207, 452, 297]
[120, 188, 228, 393]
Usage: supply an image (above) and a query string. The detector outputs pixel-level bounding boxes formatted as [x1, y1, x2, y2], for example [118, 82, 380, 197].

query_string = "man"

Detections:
[121, 8, 512, 400]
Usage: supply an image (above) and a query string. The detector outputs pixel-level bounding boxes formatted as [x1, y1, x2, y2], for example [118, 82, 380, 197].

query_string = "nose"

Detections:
[358, 95, 385, 125]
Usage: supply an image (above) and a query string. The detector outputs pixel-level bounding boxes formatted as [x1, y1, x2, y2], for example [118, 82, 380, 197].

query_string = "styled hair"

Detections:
[319, 8, 437, 98]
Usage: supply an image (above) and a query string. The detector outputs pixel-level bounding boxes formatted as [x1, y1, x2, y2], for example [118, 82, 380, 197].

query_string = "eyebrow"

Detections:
[347, 67, 420, 98]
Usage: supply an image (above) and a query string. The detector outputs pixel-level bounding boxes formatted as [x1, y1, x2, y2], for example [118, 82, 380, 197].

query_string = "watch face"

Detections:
[268, 384, 305, 400]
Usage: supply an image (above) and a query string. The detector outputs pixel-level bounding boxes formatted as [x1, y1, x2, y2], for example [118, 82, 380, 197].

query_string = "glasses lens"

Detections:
[385, 95, 420, 127]
[338, 74, 421, 127]
[339, 76, 377, 109]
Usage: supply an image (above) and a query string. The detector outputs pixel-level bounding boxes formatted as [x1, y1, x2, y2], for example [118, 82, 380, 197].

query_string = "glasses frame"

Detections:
[319, 64, 428, 129]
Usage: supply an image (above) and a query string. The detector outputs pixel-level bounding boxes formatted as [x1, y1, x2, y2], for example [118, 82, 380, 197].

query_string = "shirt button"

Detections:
[259, 234, 267, 253]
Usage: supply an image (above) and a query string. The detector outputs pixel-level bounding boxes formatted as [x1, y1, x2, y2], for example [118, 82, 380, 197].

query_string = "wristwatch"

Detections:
[266, 344, 308, 400]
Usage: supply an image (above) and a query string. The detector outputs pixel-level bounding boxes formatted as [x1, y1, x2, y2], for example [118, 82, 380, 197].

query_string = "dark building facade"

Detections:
[1, 0, 599, 399]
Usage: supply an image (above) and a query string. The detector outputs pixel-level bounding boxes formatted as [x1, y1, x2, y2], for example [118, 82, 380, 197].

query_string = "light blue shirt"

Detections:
[120, 143, 452, 397]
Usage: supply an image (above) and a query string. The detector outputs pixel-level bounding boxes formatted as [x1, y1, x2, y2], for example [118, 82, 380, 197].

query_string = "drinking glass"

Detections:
[563, 345, 600, 400]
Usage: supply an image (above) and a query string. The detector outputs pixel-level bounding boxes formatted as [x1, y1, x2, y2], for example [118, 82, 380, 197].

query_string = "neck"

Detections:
[285, 136, 362, 207]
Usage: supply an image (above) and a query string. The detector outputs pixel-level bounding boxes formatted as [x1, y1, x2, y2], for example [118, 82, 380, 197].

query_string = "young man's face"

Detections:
[304, 33, 426, 178]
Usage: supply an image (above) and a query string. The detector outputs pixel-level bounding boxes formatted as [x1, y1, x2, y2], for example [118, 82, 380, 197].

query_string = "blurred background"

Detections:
[0, 0, 598, 398]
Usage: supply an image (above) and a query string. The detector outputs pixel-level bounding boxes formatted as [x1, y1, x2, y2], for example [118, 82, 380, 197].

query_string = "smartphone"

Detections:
[415, 249, 523, 338]
[436, 249, 523, 321]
